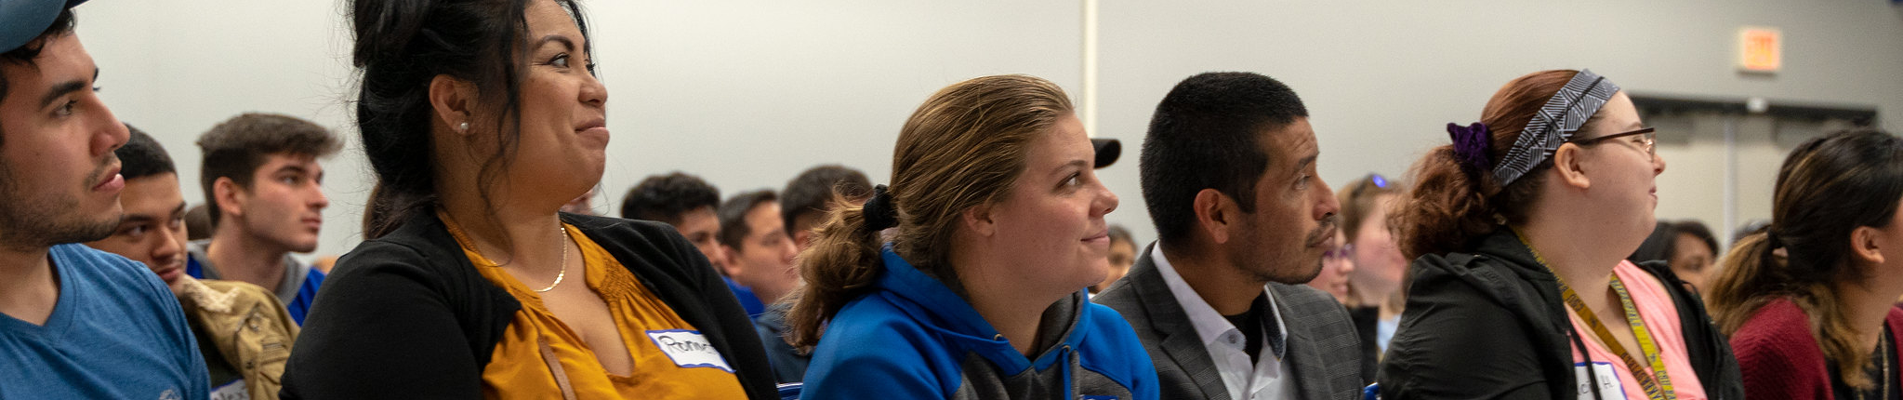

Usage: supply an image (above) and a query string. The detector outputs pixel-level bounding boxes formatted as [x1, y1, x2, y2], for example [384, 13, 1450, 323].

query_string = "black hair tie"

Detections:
[862, 185, 899, 231]
[1762, 230, 1786, 262]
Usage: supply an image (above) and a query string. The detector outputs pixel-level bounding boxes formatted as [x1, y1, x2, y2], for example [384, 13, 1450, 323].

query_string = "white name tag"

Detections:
[1572, 362, 1625, 400]
[647, 329, 734, 373]
[209, 379, 249, 400]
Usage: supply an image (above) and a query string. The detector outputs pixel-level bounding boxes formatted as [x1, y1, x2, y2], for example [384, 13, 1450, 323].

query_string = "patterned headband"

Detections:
[1490, 69, 1622, 186]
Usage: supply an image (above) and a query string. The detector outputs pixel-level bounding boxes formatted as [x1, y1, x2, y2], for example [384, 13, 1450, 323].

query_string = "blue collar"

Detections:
[871, 245, 1085, 373]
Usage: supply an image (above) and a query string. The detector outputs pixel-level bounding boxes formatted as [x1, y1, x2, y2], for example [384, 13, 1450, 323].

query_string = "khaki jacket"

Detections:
[177, 277, 299, 400]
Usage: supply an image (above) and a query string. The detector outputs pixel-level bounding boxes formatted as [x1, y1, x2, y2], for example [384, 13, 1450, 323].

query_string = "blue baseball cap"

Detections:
[1, 0, 87, 53]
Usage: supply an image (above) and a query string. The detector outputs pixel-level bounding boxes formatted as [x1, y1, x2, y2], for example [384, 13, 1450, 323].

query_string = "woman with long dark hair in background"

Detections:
[1708, 129, 1903, 400]
[281, 0, 776, 398]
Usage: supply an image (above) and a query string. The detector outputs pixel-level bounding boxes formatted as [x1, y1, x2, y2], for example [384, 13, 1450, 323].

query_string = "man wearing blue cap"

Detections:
[0, 1, 210, 398]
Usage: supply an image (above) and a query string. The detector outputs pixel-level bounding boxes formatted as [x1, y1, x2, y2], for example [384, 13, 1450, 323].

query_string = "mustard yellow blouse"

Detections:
[442, 216, 748, 399]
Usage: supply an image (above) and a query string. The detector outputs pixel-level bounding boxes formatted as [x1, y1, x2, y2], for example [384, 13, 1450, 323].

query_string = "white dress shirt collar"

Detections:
[1151, 243, 1288, 358]
[1152, 243, 1299, 400]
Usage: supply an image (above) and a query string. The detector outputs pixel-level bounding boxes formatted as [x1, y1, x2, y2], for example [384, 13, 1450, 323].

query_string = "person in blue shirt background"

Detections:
[753, 164, 875, 383]
[717, 189, 802, 311]
[0, 1, 209, 398]
[186, 112, 341, 324]
[620, 171, 768, 317]
[784, 74, 1158, 400]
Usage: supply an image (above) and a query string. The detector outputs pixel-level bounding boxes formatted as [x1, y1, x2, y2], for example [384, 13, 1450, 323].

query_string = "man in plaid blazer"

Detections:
[1095, 71, 1361, 400]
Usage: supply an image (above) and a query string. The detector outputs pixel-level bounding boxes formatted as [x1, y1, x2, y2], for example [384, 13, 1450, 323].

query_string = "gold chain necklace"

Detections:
[532, 226, 570, 293]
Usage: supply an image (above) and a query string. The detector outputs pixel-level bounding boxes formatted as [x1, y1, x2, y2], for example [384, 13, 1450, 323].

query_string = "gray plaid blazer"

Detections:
[1095, 243, 1363, 400]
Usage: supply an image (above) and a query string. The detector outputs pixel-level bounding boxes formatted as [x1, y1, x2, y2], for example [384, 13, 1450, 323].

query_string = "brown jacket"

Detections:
[177, 277, 299, 400]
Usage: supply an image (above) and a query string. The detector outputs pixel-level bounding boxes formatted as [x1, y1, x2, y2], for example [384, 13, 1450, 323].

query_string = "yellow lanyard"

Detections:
[1517, 231, 1676, 400]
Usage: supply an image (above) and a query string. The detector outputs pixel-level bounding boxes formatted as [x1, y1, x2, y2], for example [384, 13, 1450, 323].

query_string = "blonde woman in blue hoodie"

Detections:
[784, 74, 1159, 400]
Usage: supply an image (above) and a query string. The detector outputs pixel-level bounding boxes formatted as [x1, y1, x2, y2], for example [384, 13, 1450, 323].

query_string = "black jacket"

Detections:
[1348, 305, 1380, 384]
[281, 212, 776, 399]
[1377, 230, 1742, 400]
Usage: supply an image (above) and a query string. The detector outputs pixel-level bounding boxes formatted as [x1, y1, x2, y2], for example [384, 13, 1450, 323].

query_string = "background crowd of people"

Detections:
[3, 0, 1903, 399]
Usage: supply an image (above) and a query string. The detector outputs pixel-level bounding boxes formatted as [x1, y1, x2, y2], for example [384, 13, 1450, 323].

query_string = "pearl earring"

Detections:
[457, 121, 469, 132]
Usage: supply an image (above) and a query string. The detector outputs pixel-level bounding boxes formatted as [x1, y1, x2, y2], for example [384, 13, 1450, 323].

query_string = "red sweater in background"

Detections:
[1730, 297, 1903, 399]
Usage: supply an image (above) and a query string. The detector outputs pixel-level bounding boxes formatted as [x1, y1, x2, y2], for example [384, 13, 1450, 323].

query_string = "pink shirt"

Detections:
[1566, 261, 1709, 400]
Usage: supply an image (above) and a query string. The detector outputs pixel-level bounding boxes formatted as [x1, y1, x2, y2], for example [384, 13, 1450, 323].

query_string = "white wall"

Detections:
[70, 0, 1903, 258]
[1649, 113, 1835, 252]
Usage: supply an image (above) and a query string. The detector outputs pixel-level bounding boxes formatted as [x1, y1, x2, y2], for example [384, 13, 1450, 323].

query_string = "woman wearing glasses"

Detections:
[1378, 69, 1743, 399]
[1706, 129, 1903, 400]
[1311, 230, 1356, 303]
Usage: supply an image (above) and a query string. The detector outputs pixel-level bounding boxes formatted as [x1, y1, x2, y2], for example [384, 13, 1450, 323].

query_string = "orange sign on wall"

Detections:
[1739, 27, 1781, 73]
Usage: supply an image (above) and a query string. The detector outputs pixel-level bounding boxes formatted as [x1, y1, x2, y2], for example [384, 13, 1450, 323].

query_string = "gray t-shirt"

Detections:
[185, 239, 309, 306]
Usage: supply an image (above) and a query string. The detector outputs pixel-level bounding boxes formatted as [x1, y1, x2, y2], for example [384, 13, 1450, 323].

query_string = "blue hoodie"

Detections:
[800, 247, 1159, 400]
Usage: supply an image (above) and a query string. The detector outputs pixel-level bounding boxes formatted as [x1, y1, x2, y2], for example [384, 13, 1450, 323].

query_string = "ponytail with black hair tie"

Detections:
[863, 184, 899, 231]
[1762, 230, 1787, 264]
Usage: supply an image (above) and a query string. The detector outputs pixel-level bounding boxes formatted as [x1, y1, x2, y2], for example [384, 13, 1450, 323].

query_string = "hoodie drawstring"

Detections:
[1061, 345, 1076, 399]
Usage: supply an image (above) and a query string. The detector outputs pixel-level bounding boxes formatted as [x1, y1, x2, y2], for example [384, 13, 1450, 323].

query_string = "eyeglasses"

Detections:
[1324, 243, 1356, 260]
[1570, 127, 1656, 156]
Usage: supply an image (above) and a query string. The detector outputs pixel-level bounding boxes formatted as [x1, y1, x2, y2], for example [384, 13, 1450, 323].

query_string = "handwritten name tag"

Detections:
[647, 329, 734, 373]
[1572, 362, 1625, 400]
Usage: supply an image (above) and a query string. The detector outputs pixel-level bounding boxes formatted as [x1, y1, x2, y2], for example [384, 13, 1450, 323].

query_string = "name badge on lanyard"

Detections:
[647, 329, 735, 373]
[1574, 361, 1626, 400]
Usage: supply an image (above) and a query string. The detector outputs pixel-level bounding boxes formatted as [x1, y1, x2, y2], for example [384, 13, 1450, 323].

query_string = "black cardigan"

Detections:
[1377, 230, 1743, 400]
[281, 212, 776, 399]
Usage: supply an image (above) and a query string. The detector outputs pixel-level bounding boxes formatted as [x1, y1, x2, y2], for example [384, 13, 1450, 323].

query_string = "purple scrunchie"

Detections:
[1446, 122, 1493, 173]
